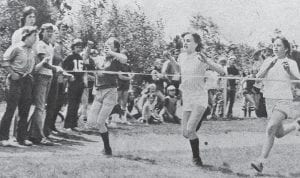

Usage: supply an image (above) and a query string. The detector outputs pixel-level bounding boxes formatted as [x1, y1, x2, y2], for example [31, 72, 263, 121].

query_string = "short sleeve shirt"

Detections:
[35, 40, 54, 76]
[1, 42, 35, 75]
[262, 57, 300, 100]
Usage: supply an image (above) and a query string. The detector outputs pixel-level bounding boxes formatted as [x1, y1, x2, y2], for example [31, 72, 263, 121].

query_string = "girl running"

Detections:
[179, 32, 225, 166]
[251, 37, 300, 173]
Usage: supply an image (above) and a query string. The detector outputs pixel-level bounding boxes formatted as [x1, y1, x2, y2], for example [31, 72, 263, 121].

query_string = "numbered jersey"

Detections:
[63, 52, 85, 82]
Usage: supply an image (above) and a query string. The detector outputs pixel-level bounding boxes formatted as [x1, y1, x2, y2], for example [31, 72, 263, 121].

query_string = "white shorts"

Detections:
[182, 92, 208, 111]
[265, 99, 300, 119]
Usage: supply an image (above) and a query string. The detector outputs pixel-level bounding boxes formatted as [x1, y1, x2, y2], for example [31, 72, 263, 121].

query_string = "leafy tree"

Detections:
[74, 2, 166, 83]
[190, 13, 255, 72]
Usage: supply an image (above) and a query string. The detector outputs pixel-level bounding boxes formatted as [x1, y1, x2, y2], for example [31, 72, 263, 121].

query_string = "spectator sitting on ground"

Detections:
[139, 94, 163, 125]
[161, 85, 180, 124]
[138, 83, 164, 110]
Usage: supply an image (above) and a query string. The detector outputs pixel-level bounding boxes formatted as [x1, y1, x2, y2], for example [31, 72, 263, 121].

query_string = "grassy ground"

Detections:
[0, 118, 299, 178]
[0, 98, 300, 178]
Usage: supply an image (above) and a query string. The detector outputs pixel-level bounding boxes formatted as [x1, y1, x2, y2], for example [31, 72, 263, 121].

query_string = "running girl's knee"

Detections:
[182, 129, 189, 138]
[99, 124, 108, 133]
[266, 124, 279, 136]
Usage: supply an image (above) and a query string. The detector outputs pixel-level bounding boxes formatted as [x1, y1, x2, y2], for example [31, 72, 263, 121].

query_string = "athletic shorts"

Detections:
[265, 99, 300, 119]
[182, 92, 208, 111]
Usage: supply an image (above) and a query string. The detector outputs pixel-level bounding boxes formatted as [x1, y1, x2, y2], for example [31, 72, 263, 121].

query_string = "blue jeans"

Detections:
[0, 75, 33, 142]
[64, 80, 84, 129]
[29, 74, 52, 142]
[88, 88, 117, 133]
[44, 75, 59, 137]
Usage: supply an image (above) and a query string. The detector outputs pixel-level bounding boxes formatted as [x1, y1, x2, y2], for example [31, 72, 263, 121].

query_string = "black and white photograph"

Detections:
[0, 0, 300, 177]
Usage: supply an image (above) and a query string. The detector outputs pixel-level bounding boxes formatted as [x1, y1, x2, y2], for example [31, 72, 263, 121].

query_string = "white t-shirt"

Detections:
[35, 40, 54, 76]
[179, 52, 208, 95]
[261, 57, 300, 100]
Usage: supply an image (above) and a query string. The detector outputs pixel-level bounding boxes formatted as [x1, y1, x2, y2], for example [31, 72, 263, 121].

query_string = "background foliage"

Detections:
[0, 0, 257, 100]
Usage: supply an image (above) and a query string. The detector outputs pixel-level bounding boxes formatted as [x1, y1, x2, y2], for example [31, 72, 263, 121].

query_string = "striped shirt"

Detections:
[179, 52, 208, 95]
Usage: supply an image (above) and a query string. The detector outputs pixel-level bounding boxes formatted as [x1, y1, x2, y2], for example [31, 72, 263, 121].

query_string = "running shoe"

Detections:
[102, 148, 112, 156]
[0, 140, 10, 147]
[18, 140, 33, 146]
[40, 138, 55, 146]
[192, 156, 203, 166]
[251, 161, 263, 173]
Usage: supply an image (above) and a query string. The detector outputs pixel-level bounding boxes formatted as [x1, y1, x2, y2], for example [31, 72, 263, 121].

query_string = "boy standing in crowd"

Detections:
[62, 39, 85, 131]
[0, 27, 37, 146]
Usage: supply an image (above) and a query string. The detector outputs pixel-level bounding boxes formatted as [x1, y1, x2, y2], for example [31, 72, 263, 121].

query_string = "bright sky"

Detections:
[116, 0, 300, 47]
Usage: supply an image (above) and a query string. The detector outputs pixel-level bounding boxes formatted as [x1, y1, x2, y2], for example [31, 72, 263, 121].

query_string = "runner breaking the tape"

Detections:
[179, 32, 225, 166]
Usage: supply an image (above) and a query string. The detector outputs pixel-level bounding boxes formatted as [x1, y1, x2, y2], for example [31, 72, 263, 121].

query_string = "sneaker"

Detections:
[102, 148, 112, 156]
[251, 161, 263, 173]
[63, 128, 73, 133]
[18, 140, 33, 146]
[72, 127, 82, 132]
[47, 134, 63, 141]
[192, 157, 203, 166]
[0, 140, 10, 147]
[40, 138, 55, 146]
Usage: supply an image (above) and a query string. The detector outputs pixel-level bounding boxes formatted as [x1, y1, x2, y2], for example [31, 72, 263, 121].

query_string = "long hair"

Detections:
[181, 32, 203, 52]
[272, 37, 291, 57]
[20, 6, 36, 27]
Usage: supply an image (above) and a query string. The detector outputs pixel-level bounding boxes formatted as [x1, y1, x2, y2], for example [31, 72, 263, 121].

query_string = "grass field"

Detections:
[0, 98, 300, 178]
[0, 118, 299, 178]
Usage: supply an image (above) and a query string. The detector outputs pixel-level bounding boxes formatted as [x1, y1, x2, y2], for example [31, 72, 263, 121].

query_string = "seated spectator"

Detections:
[139, 94, 163, 124]
[162, 85, 180, 124]
[138, 83, 164, 111]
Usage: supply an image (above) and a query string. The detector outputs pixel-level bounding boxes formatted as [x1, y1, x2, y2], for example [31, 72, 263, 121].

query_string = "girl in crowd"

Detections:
[179, 32, 225, 166]
[89, 37, 127, 155]
[251, 37, 300, 173]
[11, 6, 36, 45]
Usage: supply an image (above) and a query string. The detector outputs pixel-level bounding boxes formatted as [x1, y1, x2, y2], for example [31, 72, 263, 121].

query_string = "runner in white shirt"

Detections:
[251, 37, 300, 173]
[179, 32, 225, 166]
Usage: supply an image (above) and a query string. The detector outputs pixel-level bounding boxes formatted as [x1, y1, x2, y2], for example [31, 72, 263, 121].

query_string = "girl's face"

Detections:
[105, 37, 117, 52]
[42, 28, 53, 42]
[273, 39, 287, 57]
[51, 30, 59, 44]
[168, 89, 176, 96]
[25, 13, 36, 26]
[149, 85, 156, 93]
[149, 96, 155, 103]
[183, 34, 197, 53]
[129, 93, 135, 100]
[74, 46, 83, 53]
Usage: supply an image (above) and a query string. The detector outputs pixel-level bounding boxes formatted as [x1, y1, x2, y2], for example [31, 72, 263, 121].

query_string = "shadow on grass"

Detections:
[113, 154, 156, 165]
[288, 171, 300, 178]
[0, 139, 85, 154]
[79, 127, 132, 136]
[200, 164, 288, 178]
[54, 132, 97, 142]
